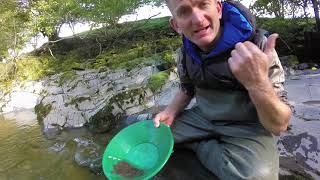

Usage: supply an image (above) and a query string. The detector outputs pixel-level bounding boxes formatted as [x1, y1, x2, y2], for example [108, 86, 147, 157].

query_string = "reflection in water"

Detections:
[0, 111, 106, 180]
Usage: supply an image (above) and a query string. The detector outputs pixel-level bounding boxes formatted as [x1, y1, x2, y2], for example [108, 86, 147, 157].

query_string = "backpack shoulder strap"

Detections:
[252, 28, 269, 50]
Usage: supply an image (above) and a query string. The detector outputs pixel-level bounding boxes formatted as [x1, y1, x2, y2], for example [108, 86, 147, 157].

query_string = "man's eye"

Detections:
[200, 2, 210, 8]
[177, 7, 191, 17]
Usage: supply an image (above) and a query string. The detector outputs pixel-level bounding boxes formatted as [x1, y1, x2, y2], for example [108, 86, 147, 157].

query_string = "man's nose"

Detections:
[191, 9, 205, 25]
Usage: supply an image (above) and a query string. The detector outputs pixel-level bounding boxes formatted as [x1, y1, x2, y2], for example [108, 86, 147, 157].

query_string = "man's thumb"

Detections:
[153, 115, 160, 128]
[264, 33, 279, 54]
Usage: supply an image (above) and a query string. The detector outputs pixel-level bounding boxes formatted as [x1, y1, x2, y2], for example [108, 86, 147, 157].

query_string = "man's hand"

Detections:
[228, 34, 279, 90]
[153, 109, 175, 128]
[228, 33, 292, 135]
[153, 90, 193, 128]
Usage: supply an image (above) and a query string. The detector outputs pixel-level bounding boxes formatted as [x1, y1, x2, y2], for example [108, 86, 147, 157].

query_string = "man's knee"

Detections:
[194, 140, 279, 180]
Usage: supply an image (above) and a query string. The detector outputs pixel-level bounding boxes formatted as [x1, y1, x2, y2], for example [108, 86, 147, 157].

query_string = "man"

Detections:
[153, 0, 292, 179]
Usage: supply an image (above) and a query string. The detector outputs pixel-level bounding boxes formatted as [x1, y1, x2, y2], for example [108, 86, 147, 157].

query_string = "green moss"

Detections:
[147, 71, 170, 93]
[34, 103, 52, 122]
[113, 88, 145, 106]
[58, 71, 76, 86]
[88, 103, 118, 133]
[162, 50, 176, 67]
[88, 88, 146, 132]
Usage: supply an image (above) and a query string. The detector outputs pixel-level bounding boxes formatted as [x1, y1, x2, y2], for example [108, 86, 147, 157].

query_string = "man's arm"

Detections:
[153, 89, 193, 127]
[228, 34, 292, 136]
[247, 79, 291, 136]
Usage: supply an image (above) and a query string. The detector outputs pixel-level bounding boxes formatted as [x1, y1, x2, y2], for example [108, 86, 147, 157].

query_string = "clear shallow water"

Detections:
[0, 110, 107, 180]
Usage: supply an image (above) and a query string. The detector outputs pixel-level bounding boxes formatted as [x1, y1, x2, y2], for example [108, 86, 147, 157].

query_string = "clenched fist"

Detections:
[228, 34, 279, 90]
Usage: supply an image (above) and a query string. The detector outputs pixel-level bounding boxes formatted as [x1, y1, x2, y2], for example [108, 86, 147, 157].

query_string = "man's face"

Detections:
[168, 0, 222, 51]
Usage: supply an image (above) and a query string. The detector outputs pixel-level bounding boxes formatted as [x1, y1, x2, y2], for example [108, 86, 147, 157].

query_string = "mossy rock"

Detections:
[34, 102, 52, 122]
[88, 103, 121, 133]
[88, 88, 146, 133]
[147, 71, 170, 93]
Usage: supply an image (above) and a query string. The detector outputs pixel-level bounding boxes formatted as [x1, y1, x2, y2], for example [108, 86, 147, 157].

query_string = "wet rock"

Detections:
[294, 104, 320, 121]
[74, 137, 103, 174]
[279, 157, 314, 180]
[43, 126, 62, 140]
[49, 142, 66, 153]
[278, 132, 320, 178]
[88, 103, 122, 133]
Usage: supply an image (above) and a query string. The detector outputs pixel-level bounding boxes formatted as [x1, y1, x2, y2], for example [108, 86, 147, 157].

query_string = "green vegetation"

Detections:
[114, 89, 145, 105]
[58, 71, 77, 86]
[0, 15, 317, 93]
[0, 16, 181, 92]
[34, 103, 52, 122]
[88, 88, 146, 133]
[257, 17, 316, 57]
[147, 71, 170, 93]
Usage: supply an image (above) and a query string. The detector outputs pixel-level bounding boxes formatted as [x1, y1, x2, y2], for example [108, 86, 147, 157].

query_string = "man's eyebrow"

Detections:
[175, 4, 190, 13]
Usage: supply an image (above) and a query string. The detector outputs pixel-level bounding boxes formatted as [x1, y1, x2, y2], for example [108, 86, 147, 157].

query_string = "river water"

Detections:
[0, 110, 107, 180]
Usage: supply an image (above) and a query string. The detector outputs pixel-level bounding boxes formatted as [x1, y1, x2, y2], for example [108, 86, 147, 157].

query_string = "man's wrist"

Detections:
[246, 78, 273, 94]
[164, 107, 179, 118]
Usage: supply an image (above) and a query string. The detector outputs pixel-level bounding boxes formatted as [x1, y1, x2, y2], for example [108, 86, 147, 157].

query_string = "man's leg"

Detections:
[194, 123, 279, 180]
[171, 107, 217, 144]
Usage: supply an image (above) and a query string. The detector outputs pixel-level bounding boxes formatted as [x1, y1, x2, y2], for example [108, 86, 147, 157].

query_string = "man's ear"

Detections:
[216, 0, 223, 19]
[169, 17, 182, 34]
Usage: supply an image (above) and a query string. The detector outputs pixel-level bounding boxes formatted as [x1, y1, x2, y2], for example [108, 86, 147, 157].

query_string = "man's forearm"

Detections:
[248, 81, 292, 136]
[165, 90, 193, 118]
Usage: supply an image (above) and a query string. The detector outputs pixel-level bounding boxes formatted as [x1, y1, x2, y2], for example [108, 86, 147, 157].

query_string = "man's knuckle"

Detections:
[235, 42, 242, 49]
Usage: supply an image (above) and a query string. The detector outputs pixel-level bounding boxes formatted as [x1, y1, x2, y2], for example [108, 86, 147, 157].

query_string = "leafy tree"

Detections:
[0, 0, 31, 58]
[29, 0, 161, 41]
[249, 0, 320, 31]
[250, 0, 289, 18]
[310, 0, 320, 31]
[30, 0, 84, 41]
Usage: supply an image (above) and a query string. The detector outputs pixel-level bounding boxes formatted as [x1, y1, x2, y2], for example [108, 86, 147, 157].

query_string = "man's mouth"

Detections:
[194, 25, 210, 33]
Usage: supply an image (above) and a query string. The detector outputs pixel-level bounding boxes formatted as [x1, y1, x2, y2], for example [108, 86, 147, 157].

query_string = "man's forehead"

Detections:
[168, 0, 218, 8]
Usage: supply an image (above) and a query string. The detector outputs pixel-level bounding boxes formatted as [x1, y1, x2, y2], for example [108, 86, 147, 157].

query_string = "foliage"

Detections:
[30, 0, 83, 40]
[58, 71, 77, 86]
[29, 0, 164, 40]
[0, 55, 54, 91]
[147, 71, 169, 93]
[257, 17, 316, 56]
[0, 0, 164, 58]
[249, 0, 320, 31]
[0, 0, 31, 57]
[250, 0, 288, 18]
[0, 16, 181, 92]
